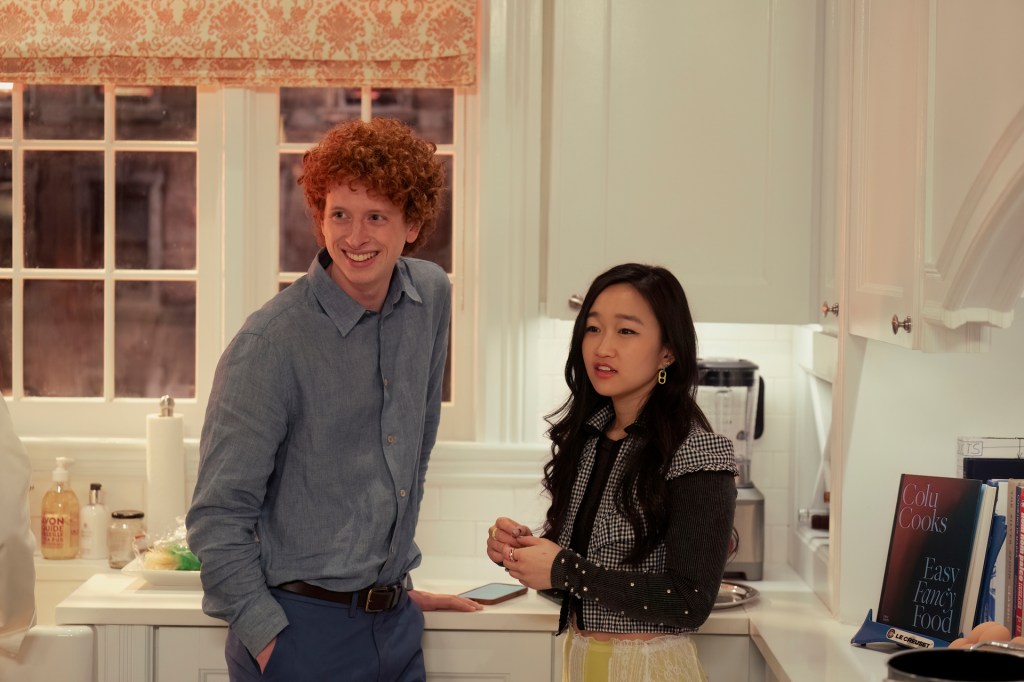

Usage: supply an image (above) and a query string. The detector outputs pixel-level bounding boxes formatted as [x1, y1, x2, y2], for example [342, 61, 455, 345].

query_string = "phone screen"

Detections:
[458, 582, 526, 602]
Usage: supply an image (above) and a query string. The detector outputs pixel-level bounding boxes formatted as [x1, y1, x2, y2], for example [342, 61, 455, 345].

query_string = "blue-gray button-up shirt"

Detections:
[186, 249, 451, 656]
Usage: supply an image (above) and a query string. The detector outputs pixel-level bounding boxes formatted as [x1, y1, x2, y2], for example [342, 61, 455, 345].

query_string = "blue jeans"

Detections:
[225, 587, 426, 681]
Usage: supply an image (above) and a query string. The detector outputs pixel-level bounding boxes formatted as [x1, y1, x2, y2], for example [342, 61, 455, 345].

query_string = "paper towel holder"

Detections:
[159, 395, 175, 417]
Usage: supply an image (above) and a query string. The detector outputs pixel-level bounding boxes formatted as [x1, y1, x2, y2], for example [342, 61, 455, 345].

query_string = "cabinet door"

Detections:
[155, 627, 228, 682]
[422, 630, 554, 681]
[816, 0, 856, 336]
[846, 0, 926, 348]
[546, 0, 819, 323]
[693, 634, 764, 682]
[923, 1, 1024, 342]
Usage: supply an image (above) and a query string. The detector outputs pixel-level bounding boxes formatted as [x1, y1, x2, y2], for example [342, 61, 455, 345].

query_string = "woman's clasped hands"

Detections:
[486, 517, 558, 591]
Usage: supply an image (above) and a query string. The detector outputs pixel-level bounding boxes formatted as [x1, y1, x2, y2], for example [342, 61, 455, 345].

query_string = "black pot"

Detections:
[886, 643, 1024, 681]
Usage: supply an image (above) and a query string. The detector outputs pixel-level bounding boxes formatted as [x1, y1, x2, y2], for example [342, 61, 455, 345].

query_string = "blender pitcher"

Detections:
[696, 358, 764, 487]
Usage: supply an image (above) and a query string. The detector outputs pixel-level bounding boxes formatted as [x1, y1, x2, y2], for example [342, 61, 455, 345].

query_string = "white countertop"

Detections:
[53, 573, 747, 634]
[54, 564, 894, 681]
[745, 570, 891, 682]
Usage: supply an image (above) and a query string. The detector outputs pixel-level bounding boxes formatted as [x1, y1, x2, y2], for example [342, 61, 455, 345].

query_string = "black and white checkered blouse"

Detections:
[551, 405, 738, 634]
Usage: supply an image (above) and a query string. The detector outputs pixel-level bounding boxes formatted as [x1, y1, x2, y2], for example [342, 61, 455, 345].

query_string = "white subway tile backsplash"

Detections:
[511, 486, 550, 532]
[763, 377, 794, 416]
[414, 519, 479, 557]
[438, 487, 517, 523]
[756, 414, 793, 453]
[419, 486, 441, 521]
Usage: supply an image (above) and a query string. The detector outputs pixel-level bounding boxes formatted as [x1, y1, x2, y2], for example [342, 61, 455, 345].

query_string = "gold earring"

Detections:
[657, 368, 667, 385]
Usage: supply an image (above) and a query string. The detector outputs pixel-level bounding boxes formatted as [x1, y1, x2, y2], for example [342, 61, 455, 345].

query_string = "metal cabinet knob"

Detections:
[821, 301, 839, 317]
[891, 314, 912, 334]
[568, 294, 583, 311]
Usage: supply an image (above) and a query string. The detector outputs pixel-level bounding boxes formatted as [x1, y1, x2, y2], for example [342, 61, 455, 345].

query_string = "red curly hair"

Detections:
[298, 118, 446, 254]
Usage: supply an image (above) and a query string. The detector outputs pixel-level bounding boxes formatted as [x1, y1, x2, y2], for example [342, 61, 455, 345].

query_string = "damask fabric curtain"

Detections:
[0, 0, 477, 87]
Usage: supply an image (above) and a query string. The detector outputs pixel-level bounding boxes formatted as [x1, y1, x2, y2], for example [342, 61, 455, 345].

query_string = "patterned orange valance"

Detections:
[0, 0, 477, 87]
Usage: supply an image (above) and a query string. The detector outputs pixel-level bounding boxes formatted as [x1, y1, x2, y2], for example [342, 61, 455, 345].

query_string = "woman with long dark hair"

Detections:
[487, 263, 737, 681]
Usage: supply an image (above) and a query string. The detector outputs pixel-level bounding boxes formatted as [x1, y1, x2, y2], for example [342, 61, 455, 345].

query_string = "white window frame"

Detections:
[4, 85, 223, 440]
[243, 87, 478, 442]
[6, 0, 546, 455]
[5, 83, 481, 443]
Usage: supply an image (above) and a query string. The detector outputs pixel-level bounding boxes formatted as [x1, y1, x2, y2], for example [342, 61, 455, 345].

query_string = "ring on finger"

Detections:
[507, 547, 516, 563]
[490, 526, 497, 540]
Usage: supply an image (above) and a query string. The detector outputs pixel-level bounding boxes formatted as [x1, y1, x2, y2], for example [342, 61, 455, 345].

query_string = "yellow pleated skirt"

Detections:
[563, 627, 708, 682]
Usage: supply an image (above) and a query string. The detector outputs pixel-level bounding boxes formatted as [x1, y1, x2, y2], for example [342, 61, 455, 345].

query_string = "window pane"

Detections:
[279, 153, 317, 272]
[115, 86, 196, 141]
[371, 89, 453, 145]
[0, 84, 11, 138]
[24, 280, 103, 397]
[0, 278, 9, 395]
[116, 152, 197, 269]
[24, 85, 103, 140]
[0, 150, 10, 268]
[413, 156, 452, 273]
[24, 151, 104, 268]
[280, 88, 360, 144]
[115, 281, 195, 398]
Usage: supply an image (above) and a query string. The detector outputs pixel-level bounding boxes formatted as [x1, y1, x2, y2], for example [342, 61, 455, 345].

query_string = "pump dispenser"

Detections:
[80, 482, 109, 559]
[41, 456, 80, 559]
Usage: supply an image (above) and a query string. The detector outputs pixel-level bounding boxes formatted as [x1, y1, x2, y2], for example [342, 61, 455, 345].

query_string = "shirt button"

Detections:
[383, 378, 389, 387]
[386, 435, 395, 444]
[399, 489, 407, 498]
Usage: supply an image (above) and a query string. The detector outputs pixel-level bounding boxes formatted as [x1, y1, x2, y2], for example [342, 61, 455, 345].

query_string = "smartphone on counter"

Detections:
[458, 582, 528, 605]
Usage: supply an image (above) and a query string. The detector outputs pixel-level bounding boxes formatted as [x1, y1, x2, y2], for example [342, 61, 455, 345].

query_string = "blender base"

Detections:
[725, 486, 764, 580]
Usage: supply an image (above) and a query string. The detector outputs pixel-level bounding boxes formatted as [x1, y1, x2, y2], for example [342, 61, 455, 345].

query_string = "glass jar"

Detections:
[108, 510, 146, 569]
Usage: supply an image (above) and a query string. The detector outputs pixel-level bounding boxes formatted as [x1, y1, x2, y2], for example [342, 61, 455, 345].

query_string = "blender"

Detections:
[697, 358, 765, 580]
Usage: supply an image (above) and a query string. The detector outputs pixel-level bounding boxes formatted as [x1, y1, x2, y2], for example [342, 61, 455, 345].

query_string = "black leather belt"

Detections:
[275, 581, 403, 612]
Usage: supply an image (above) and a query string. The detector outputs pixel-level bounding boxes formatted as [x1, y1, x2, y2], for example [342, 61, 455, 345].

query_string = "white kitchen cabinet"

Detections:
[152, 627, 557, 682]
[845, 0, 1024, 351]
[124, 624, 764, 682]
[156, 627, 227, 682]
[545, 0, 820, 324]
[695, 634, 766, 682]
[422, 629, 555, 681]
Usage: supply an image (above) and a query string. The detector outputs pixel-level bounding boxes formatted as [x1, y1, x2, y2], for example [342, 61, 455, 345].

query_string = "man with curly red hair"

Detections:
[188, 118, 479, 682]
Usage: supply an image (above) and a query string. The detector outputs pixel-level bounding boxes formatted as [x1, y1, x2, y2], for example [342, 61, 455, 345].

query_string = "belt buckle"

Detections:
[365, 585, 400, 613]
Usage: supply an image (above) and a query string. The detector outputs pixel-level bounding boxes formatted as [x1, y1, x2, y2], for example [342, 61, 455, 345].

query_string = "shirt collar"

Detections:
[582, 403, 648, 437]
[308, 248, 423, 336]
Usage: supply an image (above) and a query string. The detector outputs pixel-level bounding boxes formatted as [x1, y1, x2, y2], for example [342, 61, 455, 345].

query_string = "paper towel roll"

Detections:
[146, 407, 185, 540]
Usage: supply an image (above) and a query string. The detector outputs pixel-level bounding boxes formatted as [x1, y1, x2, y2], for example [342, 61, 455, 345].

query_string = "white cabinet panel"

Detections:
[546, 0, 819, 324]
[695, 634, 764, 682]
[847, 0, 924, 348]
[149, 626, 557, 682]
[156, 627, 228, 682]
[423, 630, 554, 681]
[845, 0, 1024, 350]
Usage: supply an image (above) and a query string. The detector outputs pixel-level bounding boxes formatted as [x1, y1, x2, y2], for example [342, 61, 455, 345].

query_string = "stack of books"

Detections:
[854, 444, 1024, 650]
[874, 474, 998, 646]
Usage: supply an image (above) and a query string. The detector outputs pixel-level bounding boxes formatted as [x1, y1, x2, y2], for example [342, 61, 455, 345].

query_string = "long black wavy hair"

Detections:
[541, 263, 711, 565]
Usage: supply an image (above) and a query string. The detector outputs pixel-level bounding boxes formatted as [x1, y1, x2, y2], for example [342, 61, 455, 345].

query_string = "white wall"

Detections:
[836, 296, 1024, 625]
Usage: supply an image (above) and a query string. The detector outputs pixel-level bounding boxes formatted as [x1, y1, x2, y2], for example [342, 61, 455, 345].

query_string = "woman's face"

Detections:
[581, 283, 674, 420]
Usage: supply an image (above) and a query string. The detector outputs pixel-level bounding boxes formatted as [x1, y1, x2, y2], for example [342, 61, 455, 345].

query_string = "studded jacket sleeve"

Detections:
[549, 470, 737, 630]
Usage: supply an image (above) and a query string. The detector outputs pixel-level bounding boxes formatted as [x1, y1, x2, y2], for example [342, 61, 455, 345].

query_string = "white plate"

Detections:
[121, 556, 202, 589]
[713, 581, 759, 609]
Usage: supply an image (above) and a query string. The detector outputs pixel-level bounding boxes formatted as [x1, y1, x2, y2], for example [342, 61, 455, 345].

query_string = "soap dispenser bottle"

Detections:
[41, 456, 80, 559]
[79, 482, 109, 560]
